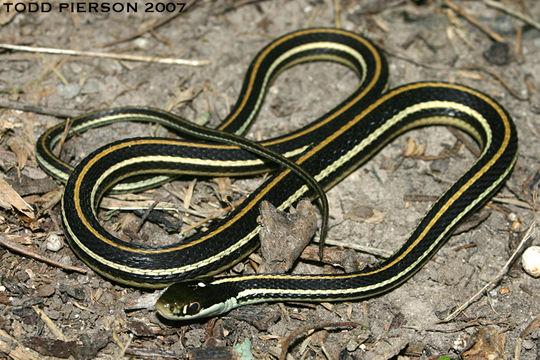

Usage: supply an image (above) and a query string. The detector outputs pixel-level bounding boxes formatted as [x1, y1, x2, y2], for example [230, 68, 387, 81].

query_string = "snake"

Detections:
[35, 28, 518, 320]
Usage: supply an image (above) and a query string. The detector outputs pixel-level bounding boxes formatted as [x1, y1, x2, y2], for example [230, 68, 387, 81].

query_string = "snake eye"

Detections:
[185, 301, 201, 315]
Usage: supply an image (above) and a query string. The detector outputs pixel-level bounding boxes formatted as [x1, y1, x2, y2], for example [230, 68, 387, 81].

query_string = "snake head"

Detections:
[155, 280, 238, 321]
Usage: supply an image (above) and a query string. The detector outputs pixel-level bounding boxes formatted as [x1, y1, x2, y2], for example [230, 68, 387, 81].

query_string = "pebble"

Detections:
[521, 246, 540, 278]
[483, 41, 510, 66]
[430, 157, 450, 173]
[59, 255, 73, 266]
[46, 233, 64, 252]
[134, 37, 150, 49]
[346, 339, 359, 352]
[521, 339, 534, 350]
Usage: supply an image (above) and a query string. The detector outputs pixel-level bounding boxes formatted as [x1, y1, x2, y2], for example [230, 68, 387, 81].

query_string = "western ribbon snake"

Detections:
[35, 28, 518, 320]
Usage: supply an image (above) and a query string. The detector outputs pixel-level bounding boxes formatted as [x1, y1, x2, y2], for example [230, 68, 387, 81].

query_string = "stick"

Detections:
[439, 221, 536, 323]
[483, 0, 540, 31]
[98, 0, 199, 47]
[333, 0, 342, 28]
[445, 0, 506, 43]
[312, 237, 393, 258]
[0, 235, 87, 274]
[280, 321, 361, 360]
[0, 43, 210, 66]
[0, 99, 76, 118]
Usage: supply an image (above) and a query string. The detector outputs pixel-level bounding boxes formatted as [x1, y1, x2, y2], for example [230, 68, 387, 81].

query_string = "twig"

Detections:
[492, 196, 534, 210]
[98, 0, 198, 47]
[515, 26, 524, 63]
[404, 319, 505, 333]
[482, 0, 540, 31]
[0, 99, 77, 118]
[515, 314, 540, 360]
[179, 202, 236, 235]
[99, 14, 180, 47]
[446, 126, 481, 157]
[33, 306, 66, 341]
[312, 237, 393, 258]
[333, 0, 341, 28]
[353, 0, 406, 15]
[135, 199, 160, 233]
[279, 321, 361, 360]
[0, 329, 42, 359]
[385, 47, 530, 101]
[475, 67, 529, 101]
[444, 0, 506, 43]
[214, 0, 271, 14]
[101, 197, 204, 216]
[524, 74, 537, 101]
[0, 234, 87, 274]
[56, 117, 73, 157]
[0, 43, 210, 66]
[438, 220, 536, 323]
[382, 46, 455, 70]
[118, 334, 133, 359]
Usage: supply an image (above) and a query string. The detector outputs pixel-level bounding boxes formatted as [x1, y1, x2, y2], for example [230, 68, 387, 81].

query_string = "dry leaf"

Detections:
[0, 115, 22, 136]
[463, 327, 506, 360]
[183, 178, 197, 210]
[403, 137, 426, 157]
[214, 177, 232, 202]
[0, 176, 35, 218]
[7, 136, 28, 171]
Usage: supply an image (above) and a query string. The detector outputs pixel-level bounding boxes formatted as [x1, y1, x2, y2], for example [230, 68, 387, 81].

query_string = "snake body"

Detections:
[35, 28, 518, 320]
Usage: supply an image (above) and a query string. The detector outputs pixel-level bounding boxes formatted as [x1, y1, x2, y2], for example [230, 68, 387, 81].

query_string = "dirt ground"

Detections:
[0, 1, 539, 359]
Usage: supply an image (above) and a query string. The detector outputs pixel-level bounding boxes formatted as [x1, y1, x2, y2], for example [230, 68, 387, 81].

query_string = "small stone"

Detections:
[58, 255, 73, 267]
[430, 157, 450, 173]
[346, 339, 359, 352]
[134, 37, 151, 49]
[507, 212, 517, 222]
[483, 41, 510, 66]
[522, 246, 540, 277]
[46, 233, 64, 252]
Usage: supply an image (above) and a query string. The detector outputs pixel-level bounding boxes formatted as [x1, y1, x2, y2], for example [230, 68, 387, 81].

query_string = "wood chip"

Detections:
[257, 199, 318, 274]
[188, 346, 239, 360]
